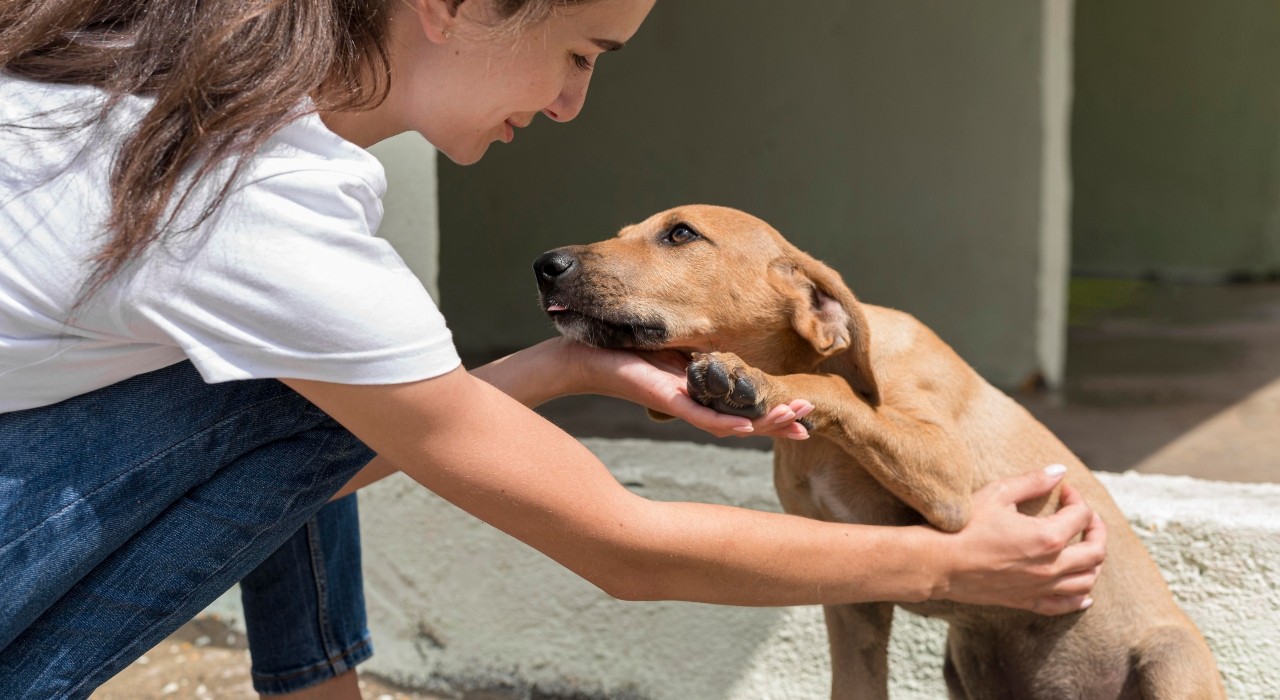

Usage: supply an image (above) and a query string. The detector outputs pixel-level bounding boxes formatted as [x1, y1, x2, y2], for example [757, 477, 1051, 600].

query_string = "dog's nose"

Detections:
[533, 250, 577, 281]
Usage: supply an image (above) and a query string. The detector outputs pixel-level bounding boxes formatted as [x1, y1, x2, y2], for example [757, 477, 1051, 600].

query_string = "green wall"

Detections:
[439, 0, 1071, 388]
[1072, 0, 1280, 280]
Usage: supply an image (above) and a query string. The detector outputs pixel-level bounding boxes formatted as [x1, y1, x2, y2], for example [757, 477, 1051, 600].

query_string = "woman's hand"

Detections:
[555, 338, 813, 440]
[931, 465, 1108, 615]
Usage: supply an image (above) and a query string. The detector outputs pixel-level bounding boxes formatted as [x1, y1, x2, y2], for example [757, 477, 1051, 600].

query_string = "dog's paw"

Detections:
[687, 352, 769, 419]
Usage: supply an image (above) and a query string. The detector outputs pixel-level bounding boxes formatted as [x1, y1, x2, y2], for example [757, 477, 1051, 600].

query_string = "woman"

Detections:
[0, 1, 1106, 698]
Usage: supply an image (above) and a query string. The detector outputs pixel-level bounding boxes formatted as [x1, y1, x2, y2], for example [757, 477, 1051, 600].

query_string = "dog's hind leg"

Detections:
[1132, 626, 1225, 699]
[823, 602, 894, 700]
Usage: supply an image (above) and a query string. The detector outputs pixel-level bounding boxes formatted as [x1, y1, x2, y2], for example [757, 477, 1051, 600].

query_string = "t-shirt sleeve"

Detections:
[124, 167, 462, 385]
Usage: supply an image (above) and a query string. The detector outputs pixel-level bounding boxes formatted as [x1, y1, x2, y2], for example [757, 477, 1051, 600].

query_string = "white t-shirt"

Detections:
[0, 74, 461, 413]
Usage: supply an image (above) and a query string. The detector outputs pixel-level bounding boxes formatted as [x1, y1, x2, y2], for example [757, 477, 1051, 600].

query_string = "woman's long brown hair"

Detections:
[1, 0, 396, 301]
[0, 0, 591, 302]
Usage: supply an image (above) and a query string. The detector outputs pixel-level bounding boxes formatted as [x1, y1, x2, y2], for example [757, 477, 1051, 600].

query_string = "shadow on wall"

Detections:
[1020, 280, 1280, 483]
[1061, 0, 1280, 483]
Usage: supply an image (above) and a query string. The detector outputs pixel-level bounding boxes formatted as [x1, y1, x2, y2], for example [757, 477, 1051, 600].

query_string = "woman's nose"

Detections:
[542, 73, 591, 123]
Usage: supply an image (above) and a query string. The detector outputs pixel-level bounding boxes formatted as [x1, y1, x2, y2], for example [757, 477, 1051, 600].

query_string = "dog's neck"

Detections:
[732, 332, 828, 377]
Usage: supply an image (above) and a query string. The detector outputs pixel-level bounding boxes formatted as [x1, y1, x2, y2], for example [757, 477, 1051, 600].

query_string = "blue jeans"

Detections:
[0, 361, 375, 698]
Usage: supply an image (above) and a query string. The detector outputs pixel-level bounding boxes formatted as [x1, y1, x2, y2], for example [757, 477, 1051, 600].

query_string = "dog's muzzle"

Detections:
[531, 247, 670, 350]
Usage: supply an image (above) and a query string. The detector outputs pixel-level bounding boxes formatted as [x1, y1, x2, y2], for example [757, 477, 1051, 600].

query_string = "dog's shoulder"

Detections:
[855, 303, 988, 409]
[859, 304, 944, 359]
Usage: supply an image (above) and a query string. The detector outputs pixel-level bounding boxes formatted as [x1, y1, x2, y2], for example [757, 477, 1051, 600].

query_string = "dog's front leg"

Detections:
[823, 602, 895, 700]
[688, 352, 973, 532]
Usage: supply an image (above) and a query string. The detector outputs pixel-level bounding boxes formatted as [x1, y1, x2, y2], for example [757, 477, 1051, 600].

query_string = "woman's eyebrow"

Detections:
[591, 38, 625, 52]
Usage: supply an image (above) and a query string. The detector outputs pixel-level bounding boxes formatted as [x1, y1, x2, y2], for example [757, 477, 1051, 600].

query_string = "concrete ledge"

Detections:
[207, 438, 1280, 698]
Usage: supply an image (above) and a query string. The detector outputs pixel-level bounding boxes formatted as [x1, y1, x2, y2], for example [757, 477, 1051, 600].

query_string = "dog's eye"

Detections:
[661, 224, 700, 246]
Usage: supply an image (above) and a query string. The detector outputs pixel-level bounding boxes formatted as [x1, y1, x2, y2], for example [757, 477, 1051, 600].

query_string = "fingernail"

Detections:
[795, 404, 815, 418]
[732, 425, 754, 433]
[771, 410, 795, 425]
[1044, 464, 1067, 478]
[1079, 596, 1094, 611]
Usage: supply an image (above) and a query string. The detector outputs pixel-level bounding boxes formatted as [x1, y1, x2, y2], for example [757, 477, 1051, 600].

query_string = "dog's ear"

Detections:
[772, 252, 881, 405]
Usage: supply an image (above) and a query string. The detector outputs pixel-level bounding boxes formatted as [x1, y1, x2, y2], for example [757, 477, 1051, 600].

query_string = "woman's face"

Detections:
[390, 0, 657, 164]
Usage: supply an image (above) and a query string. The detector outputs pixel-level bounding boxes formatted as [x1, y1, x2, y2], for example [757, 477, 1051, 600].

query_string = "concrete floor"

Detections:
[93, 615, 445, 700]
[533, 280, 1280, 484]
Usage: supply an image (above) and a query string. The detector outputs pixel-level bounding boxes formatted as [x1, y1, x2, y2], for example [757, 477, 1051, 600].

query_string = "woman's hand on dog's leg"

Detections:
[932, 466, 1108, 616]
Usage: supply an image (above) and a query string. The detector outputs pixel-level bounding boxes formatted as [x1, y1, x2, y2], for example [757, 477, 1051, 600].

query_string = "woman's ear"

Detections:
[412, 0, 461, 44]
[773, 253, 881, 405]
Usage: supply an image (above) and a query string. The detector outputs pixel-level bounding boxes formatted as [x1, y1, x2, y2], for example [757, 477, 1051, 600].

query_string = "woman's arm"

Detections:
[330, 337, 808, 501]
[469, 337, 813, 439]
[287, 365, 1103, 614]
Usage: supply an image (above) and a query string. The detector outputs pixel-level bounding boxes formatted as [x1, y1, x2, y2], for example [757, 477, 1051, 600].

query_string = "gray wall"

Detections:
[371, 133, 441, 300]
[1072, 0, 1280, 280]
[439, 0, 1072, 388]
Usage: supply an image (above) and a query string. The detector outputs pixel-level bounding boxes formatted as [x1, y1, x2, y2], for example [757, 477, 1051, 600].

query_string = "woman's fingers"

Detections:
[741, 401, 812, 439]
[1050, 565, 1103, 598]
[1036, 484, 1106, 559]
[667, 394, 811, 440]
[747, 400, 811, 439]
[614, 349, 813, 440]
[1051, 513, 1108, 576]
[1031, 594, 1095, 616]
[979, 463, 1070, 509]
[942, 467, 1111, 616]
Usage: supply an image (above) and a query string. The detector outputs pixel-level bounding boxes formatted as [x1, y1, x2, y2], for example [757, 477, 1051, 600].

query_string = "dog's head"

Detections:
[533, 204, 879, 403]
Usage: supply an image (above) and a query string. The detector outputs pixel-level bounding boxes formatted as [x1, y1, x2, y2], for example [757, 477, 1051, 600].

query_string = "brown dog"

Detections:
[533, 205, 1223, 699]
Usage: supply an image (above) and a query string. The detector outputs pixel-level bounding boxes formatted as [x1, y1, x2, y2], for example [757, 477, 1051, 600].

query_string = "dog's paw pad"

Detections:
[688, 352, 766, 419]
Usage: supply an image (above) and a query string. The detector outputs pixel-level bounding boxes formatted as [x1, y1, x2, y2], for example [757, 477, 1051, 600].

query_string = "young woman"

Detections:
[0, 1, 1106, 698]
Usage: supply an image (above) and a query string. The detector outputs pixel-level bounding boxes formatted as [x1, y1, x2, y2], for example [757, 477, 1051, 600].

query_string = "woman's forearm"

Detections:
[287, 367, 1100, 615]
[468, 339, 581, 408]
[602, 498, 942, 606]
[290, 368, 933, 607]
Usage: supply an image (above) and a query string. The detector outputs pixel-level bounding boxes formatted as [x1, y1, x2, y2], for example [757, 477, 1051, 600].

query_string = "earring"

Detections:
[443, 29, 451, 39]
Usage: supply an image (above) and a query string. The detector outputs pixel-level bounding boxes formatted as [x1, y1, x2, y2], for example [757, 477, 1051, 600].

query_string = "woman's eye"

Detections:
[572, 54, 595, 71]
[662, 225, 700, 246]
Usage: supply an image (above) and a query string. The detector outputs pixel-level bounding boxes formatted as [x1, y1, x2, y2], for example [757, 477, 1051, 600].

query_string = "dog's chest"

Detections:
[773, 441, 920, 526]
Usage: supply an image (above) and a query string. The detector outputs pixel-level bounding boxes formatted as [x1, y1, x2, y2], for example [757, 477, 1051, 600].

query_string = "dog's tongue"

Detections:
[547, 304, 568, 312]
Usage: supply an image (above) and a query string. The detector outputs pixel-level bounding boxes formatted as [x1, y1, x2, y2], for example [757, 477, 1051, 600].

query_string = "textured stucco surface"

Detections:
[333, 438, 1280, 699]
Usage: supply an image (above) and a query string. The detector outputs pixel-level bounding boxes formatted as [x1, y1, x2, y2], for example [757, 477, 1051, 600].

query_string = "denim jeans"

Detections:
[0, 361, 376, 698]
